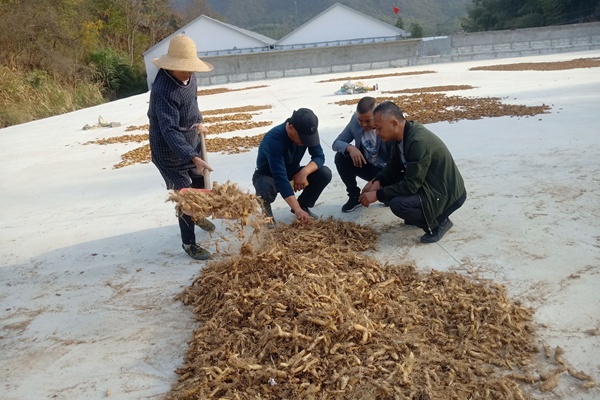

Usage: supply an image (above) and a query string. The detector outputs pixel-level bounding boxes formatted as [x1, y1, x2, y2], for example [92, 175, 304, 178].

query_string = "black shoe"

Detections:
[420, 218, 453, 243]
[290, 206, 319, 220]
[342, 197, 362, 213]
[182, 243, 211, 260]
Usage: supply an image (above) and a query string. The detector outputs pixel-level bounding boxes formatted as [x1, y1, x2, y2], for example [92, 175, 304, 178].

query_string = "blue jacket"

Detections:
[256, 122, 325, 199]
[332, 113, 392, 168]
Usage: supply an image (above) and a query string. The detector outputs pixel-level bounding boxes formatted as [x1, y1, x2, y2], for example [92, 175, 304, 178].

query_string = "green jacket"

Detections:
[375, 121, 465, 230]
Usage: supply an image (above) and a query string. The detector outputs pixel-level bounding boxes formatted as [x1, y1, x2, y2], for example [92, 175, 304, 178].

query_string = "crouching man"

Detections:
[253, 108, 332, 224]
[359, 101, 466, 243]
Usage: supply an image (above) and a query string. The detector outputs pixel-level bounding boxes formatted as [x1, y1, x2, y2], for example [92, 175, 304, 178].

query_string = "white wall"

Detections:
[277, 6, 403, 46]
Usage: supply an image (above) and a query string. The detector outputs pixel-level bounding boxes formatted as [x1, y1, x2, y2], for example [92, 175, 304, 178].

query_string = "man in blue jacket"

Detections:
[253, 108, 332, 224]
[332, 96, 392, 212]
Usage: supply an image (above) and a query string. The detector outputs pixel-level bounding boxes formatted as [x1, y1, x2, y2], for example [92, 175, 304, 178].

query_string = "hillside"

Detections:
[203, 0, 470, 38]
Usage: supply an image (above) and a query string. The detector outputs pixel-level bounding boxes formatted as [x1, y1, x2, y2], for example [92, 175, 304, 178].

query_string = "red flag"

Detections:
[393, 5, 400, 14]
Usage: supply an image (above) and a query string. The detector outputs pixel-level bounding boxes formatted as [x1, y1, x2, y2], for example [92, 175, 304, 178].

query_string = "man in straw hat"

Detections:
[253, 108, 332, 226]
[148, 34, 215, 260]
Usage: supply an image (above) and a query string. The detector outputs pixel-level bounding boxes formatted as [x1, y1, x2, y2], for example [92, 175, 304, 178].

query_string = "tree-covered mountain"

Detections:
[197, 0, 471, 38]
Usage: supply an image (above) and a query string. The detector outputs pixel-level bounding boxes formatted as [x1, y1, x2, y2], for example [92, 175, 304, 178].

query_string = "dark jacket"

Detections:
[375, 121, 465, 229]
[256, 122, 326, 199]
[148, 69, 202, 171]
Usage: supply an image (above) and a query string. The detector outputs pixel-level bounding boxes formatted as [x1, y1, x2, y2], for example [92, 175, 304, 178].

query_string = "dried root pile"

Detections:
[167, 218, 596, 400]
[206, 134, 266, 155]
[88, 104, 273, 168]
[318, 71, 436, 83]
[198, 85, 268, 96]
[203, 114, 254, 123]
[383, 85, 476, 94]
[470, 57, 600, 71]
[114, 143, 151, 169]
[205, 121, 272, 135]
[335, 93, 550, 124]
[84, 133, 149, 145]
[125, 124, 149, 131]
[168, 181, 261, 225]
[203, 105, 272, 116]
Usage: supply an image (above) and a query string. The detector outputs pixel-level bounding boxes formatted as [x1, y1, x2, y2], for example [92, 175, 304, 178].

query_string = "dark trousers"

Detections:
[334, 152, 382, 198]
[162, 168, 205, 245]
[389, 190, 467, 231]
[252, 166, 332, 209]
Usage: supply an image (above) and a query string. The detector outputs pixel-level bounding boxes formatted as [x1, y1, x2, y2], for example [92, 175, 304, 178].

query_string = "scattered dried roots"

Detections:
[204, 121, 272, 135]
[205, 134, 266, 155]
[383, 85, 476, 94]
[469, 57, 600, 71]
[334, 93, 550, 124]
[202, 105, 272, 116]
[167, 216, 595, 400]
[168, 181, 262, 226]
[318, 70, 436, 83]
[198, 85, 268, 96]
[87, 104, 273, 168]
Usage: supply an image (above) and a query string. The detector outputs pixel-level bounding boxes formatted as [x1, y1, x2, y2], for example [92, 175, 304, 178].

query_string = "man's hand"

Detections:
[294, 207, 313, 223]
[362, 179, 381, 194]
[347, 145, 367, 168]
[291, 171, 309, 191]
[359, 191, 377, 207]
[197, 124, 208, 136]
[192, 156, 213, 176]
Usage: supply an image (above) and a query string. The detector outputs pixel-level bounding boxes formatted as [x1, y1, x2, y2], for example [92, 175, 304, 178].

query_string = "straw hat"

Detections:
[152, 35, 213, 72]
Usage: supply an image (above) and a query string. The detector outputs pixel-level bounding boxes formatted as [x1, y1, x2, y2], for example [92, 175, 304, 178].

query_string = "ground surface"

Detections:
[1, 50, 599, 399]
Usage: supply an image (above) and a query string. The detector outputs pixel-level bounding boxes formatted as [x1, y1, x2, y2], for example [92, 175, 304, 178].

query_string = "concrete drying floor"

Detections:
[1, 50, 599, 399]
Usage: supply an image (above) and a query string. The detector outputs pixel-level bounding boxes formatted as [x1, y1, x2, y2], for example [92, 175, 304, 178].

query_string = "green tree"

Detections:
[409, 22, 424, 38]
[395, 16, 405, 29]
[461, 0, 600, 32]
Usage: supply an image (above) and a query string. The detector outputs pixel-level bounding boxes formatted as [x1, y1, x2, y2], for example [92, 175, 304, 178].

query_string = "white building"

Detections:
[143, 3, 408, 89]
[143, 15, 275, 89]
[275, 3, 407, 47]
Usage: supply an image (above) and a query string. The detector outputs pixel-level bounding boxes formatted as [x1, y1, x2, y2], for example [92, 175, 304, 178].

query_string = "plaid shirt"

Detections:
[148, 69, 203, 188]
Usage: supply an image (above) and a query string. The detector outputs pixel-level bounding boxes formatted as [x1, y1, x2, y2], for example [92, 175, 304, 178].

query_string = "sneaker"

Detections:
[341, 197, 362, 213]
[290, 206, 319, 220]
[420, 218, 453, 243]
[182, 243, 211, 260]
[195, 217, 215, 232]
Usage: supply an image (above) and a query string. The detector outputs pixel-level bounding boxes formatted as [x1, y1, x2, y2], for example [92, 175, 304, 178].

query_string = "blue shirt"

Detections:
[256, 122, 325, 199]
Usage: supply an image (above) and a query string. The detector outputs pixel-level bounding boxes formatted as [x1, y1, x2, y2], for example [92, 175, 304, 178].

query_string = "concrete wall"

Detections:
[195, 22, 600, 86]
[197, 39, 422, 86]
[449, 22, 600, 61]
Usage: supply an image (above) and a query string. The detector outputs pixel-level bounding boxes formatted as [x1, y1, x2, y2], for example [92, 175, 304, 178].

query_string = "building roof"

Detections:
[275, 3, 407, 46]
[143, 15, 275, 56]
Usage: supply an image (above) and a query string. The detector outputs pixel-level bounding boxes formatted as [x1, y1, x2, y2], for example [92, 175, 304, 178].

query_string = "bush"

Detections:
[0, 66, 105, 128]
[89, 49, 147, 100]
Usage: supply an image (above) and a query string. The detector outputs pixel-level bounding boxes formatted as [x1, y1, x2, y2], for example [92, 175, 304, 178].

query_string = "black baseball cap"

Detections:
[290, 108, 320, 147]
